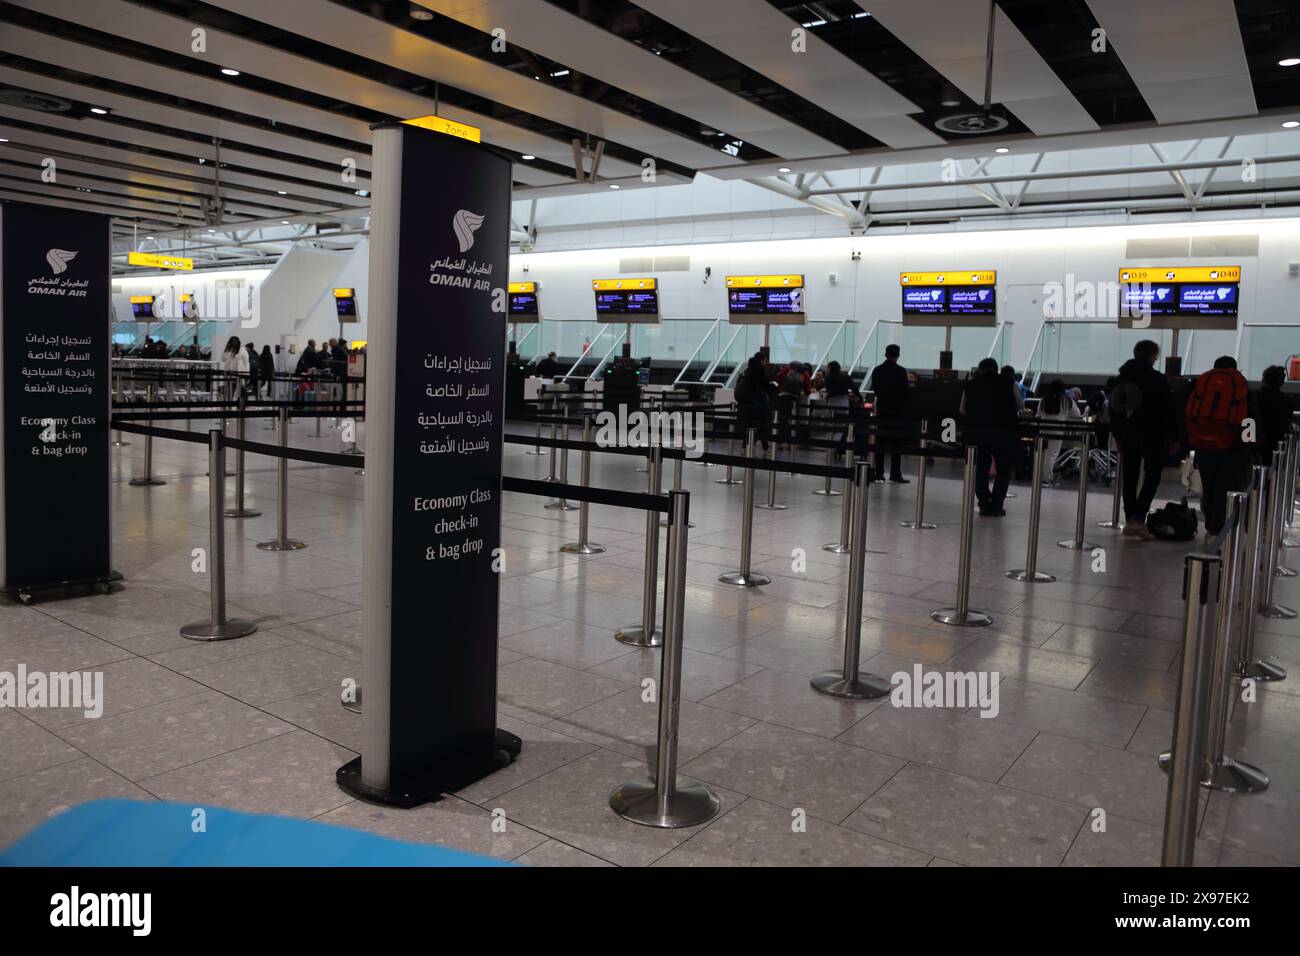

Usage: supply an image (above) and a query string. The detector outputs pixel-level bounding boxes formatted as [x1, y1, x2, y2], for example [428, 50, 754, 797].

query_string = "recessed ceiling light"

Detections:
[89, 107, 108, 115]
[778, 166, 792, 173]
[1279, 57, 1300, 67]
[520, 154, 535, 161]
[1284, 120, 1300, 128]
[409, 4, 433, 20]
[941, 99, 961, 107]
[277, 190, 287, 195]
[146, 235, 154, 240]
[0, 137, 8, 143]
[994, 146, 1010, 154]
[280, 220, 290, 225]
[221, 67, 240, 76]
[355, 189, 369, 197]
[609, 183, 621, 189]
[207, 228, 215, 233]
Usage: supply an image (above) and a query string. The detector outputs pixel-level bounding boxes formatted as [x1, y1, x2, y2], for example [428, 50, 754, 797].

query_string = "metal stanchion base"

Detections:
[257, 539, 308, 551]
[1239, 659, 1287, 682]
[714, 476, 743, 485]
[659, 517, 696, 528]
[1097, 520, 1122, 529]
[930, 608, 993, 627]
[822, 542, 850, 554]
[609, 778, 721, 829]
[811, 488, 843, 497]
[718, 570, 771, 587]
[541, 476, 561, 484]
[525, 448, 544, 455]
[1006, 569, 1057, 583]
[1276, 564, 1297, 578]
[614, 624, 663, 647]
[544, 500, 580, 511]
[223, 507, 262, 519]
[560, 542, 607, 555]
[810, 671, 891, 700]
[355, 469, 365, 476]
[341, 686, 361, 715]
[180, 619, 258, 642]
[112, 440, 131, 447]
[1057, 539, 1098, 551]
[1156, 752, 1269, 793]
[755, 502, 788, 511]
[128, 477, 166, 487]
[899, 520, 936, 530]
[690, 461, 713, 467]
[1260, 603, 1297, 619]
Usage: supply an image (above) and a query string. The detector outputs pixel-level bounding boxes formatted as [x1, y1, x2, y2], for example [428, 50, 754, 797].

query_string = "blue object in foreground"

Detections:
[0, 799, 512, 867]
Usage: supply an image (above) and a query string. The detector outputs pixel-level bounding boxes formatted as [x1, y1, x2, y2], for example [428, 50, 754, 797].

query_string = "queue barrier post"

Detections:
[545, 393, 560, 481]
[615, 445, 664, 646]
[224, 391, 261, 518]
[1236, 467, 1285, 682]
[757, 413, 787, 511]
[823, 424, 855, 554]
[719, 429, 771, 587]
[1157, 492, 1268, 792]
[715, 404, 742, 486]
[1283, 425, 1299, 544]
[112, 372, 130, 446]
[931, 446, 992, 627]
[545, 421, 579, 512]
[561, 415, 607, 556]
[660, 449, 697, 528]
[1270, 434, 1295, 572]
[1007, 435, 1055, 583]
[611, 489, 720, 828]
[1099, 435, 1123, 529]
[812, 459, 891, 700]
[1260, 448, 1296, 617]
[900, 418, 935, 529]
[128, 384, 166, 487]
[180, 429, 258, 642]
[257, 407, 308, 552]
[812, 412, 842, 497]
[1057, 426, 1097, 551]
[1160, 553, 1220, 866]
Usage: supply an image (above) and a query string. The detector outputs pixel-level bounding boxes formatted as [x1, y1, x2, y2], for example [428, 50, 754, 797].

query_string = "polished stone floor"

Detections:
[1, 416, 1296, 867]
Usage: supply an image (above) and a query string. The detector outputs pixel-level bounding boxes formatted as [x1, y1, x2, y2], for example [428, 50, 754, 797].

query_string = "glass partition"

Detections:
[1237, 324, 1299, 380]
[1025, 321, 1182, 389]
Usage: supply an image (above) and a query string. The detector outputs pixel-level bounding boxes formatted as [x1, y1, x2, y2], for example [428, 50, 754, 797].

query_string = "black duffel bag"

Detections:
[1147, 498, 1199, 541]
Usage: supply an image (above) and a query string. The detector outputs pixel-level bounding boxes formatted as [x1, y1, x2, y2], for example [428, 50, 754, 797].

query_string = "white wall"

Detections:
[253, 245, 349, 349]
[510, 217, 1300, 375]
[297, 238, 370, 346]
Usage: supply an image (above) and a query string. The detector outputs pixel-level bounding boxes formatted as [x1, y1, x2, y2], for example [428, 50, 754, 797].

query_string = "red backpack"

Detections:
[1185, 368, 1248, 451]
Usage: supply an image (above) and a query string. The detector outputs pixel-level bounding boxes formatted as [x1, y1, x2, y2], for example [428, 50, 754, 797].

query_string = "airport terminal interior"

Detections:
[0, 0, 1299, 882]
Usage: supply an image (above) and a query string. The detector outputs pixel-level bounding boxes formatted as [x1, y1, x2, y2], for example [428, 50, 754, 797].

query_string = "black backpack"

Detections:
[1146, 498, 1198, 541]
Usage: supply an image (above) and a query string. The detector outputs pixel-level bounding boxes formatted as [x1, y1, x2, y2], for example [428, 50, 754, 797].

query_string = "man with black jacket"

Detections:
[960, 358, 1020, 516]
[868, 344, 909, 483]
[1111, 340, 1179, 540]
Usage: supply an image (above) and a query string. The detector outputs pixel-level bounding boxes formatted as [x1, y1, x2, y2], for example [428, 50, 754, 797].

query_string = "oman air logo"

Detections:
[46, 248, 77, 275]
[452, 210, 485, 253]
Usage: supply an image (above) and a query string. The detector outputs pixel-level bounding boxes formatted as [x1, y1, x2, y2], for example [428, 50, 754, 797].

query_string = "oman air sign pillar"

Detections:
[0, 203, 115, 595]
[337, 123, 519, 805]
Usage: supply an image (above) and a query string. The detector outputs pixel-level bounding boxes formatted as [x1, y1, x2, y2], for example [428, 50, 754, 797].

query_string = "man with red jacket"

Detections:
[1188, 356, 1252, 538]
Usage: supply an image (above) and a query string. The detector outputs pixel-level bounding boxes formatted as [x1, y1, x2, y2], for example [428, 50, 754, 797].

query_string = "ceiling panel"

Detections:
[1085, 0, 1257, 123]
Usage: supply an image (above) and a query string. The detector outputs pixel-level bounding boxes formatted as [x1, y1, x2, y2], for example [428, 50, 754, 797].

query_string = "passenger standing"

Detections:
[218, 335, 248, 402]
[1037, 379, 1082, 483]
[735, 353, 775, 451]
[1186, 356, 1251, 537]
[259, 345, 275, 399]
[822, 360, 858, 456]
[1110, 340, 1178, 540]
[245, 341, 259, 396]
[960, 358, 1020, 516]
[1256, 365, 1293, 463]
[868, 344, 909, 483]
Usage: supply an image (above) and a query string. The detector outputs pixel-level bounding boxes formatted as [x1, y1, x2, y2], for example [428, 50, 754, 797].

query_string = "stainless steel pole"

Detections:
[757, 411, 787, 511]
[824, 424, 856, 554]
[181, 430, 257, 642]
[129, 384, 165, 487]
[812, 459, 891, 699]
[719, 429, 771, 587]
[1161, 553, 1218, 867]
[715, 403, 742, 485]
[611, 489, 720, 828]
[545, 393, 560, 481]
[1260, 448, 1297, 617]
[112, 372, 129, 446]
[900, 418, 934, 529]
[1008, 436, 1055, 582]
[1058, 427, 1096, 550]
[1237, 467, 1285, 681]
[1282, 426, 1299, 545]
[257, 408, 307, 552]
[545, 422, 579, 511]
[616, 445, 664, 646]
[224, 391, 261, 518]
[932, 446, 992, 627]
[561, 416, 606, 555]
[1099, 435, 1123, 528]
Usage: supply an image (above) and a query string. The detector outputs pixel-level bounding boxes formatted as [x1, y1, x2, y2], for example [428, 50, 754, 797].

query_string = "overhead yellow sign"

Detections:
[402, 115, 482, 143]
[332, 287, 355, 298]
[128, 251, 193, 271]
[128, 295, 155, 304]
[1118, 266, 1240, 283]
[900, 271, 996, 286]
[508, 281, 536, 293]
[592, 278, 656, 291]
[725, 274, 803, 288]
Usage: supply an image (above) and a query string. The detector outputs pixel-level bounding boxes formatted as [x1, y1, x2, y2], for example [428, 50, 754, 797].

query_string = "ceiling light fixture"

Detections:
[409, 4, 433, 20]
[89, 107, 108, 115]
[520, 154, 535, 160]
[280, 220, 290, 225]
[1279, 57, 1300, 67]
[609, 184, 621, 189]
[995, 146, 1010, 153]
[778, 166, 792, 173]
[1284, 120, 1300, 128]
[221, 68, 240, 76]
[277, 190, 287, 195]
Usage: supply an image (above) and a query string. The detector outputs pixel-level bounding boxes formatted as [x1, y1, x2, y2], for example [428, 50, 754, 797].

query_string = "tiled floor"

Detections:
[1, 417, 1297, 867]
